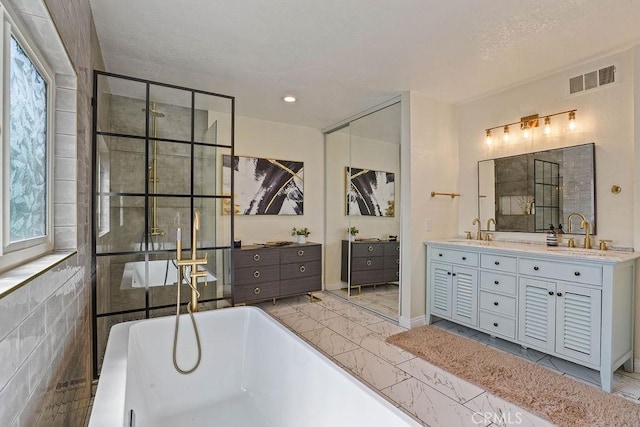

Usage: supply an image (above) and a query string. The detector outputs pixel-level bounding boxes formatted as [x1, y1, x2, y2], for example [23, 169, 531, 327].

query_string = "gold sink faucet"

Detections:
[486, 218, 495, 231]
[472, 218, 482, 240]
[176, 211, 208, 312]
[567, 212, 592, 249]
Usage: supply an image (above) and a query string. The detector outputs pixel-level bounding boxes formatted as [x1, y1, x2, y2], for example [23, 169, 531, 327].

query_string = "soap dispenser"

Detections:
[546, 224, 558, 246]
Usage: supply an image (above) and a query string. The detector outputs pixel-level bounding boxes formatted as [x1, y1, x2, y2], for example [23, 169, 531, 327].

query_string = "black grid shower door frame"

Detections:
[90, 70, 235, 379]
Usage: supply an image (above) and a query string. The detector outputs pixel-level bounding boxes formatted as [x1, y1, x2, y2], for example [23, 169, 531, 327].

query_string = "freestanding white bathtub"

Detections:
[90, 306, 419, 427]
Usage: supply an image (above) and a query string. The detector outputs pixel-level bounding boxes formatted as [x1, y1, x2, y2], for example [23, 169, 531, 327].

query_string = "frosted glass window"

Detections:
[9, 36, 48, 242]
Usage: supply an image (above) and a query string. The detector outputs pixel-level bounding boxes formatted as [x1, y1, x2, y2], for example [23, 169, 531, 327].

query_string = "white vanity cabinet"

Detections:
[425, 241, 638, 392]
[429, 247, 479, 327]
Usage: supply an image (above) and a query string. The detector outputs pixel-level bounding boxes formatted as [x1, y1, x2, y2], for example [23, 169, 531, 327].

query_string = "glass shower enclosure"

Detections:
[91, 71, 234, 377]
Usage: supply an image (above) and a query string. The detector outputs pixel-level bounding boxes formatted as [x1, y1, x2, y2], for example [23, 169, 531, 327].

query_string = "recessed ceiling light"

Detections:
[282, 96, 296, 103]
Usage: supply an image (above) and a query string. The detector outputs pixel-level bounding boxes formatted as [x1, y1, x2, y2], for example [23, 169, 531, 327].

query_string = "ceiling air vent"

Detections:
[569, 65, 616, 95]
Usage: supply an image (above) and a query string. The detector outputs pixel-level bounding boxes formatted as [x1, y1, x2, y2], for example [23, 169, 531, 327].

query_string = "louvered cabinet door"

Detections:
[555, 283, 601, 366]
[451, 267, 478, 326]
[429, 263, 452, 318]
[518, 277, 555, 352]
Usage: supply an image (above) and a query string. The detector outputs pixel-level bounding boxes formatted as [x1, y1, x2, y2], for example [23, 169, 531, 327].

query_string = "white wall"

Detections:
[457, 49, 635, 247]
[233, 115, 324, 244]
[400, 92, 459, 325]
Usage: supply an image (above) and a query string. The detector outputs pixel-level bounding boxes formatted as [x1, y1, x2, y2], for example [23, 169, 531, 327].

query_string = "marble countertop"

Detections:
[425, 239, 640, 263]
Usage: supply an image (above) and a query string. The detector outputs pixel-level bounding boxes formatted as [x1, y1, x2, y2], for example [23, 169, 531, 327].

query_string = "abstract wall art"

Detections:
[222, 155, 304, 215]
[346, 167, 395, 217]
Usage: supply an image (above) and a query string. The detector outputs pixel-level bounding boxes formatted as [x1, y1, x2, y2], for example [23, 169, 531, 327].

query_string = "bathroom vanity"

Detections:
[425, 239, 639, 392]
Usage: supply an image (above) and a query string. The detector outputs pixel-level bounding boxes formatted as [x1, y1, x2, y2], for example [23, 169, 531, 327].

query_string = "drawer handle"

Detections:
[533, 266, 539, 271]
[557, 292, 563, 297]
[452, 273, 457, 277]
[493, 322, 499, 327]
[396, 271, 399, 277]
[366, 260, 372, 266]
[254, 270, 260, 278]
[494, 261, 500, 265]
[397, 247, 400, 252]
[253, 254, 260, 262]
[396, 259, 400, 264]
[494, 280, 499, 285]
[548, 291, 554, 296]
[438, 253, 443, 257]
[462, 256, 467, 261]
[447, 272, 451, 276]
[493, 301, 499, 306]
[574, 271, 580, 276]
[298, 250, 304, 257]
[299, 265, 306, 273]
[254, 287, 261, 295]
[368, 245, 374, 252]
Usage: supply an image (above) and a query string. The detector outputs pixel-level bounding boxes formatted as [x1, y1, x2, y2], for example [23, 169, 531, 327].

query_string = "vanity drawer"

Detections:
[479, 291, 516, 317]
[480, 253, 517, 273]
[351, 256, 384, 271]
[352, 242, 384, 257]
[234, 281, 280, 303]
[383, 255, 400, 270]
[280, 260, 322, 280]
[480, 271, 517, 296]
[234, 248, 280, 268]
[280, 276, 321, 297]
[519, 258, 602, 285]
[384, 242, 400, 256]
[234, 265, 280, 285]
[430, 248, 478, 267]
[479, 311, 516, 339]
[280, 245, 321, 263]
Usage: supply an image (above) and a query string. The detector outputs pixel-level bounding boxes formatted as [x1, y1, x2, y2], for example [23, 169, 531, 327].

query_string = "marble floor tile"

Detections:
[366, 321, 407, 338]
[295, 303, 341, 322]
[465, 392, 553, 427]
[396, 356, 484, 404]
[432, 319, 480, 338]
[315, 294, 353, 312]
[382, 378, 483, 427]
[474, 333, 547, 363]
[334, 348, 410, 390]
[536, 355, 601, 385]
[299, 327, 360, 357]
[336, 305, 386, 326]
[321, 316, 375, 341]
[355, 333, 415, 365]
[275, 311, 324, 334]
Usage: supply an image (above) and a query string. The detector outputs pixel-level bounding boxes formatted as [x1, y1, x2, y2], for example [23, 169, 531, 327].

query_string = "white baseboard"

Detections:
[399, 315, 426, 329]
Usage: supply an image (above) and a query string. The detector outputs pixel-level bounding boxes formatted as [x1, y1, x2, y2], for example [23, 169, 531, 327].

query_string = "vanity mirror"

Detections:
[478, 143, 595, 234]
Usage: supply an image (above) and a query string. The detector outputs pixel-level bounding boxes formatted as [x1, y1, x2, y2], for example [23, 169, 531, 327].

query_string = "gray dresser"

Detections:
[341, 240, 400, 290]
[233, 242, 322, 304]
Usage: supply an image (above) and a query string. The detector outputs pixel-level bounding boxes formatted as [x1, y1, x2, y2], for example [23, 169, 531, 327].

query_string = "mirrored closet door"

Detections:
[324, 101, 401, 319]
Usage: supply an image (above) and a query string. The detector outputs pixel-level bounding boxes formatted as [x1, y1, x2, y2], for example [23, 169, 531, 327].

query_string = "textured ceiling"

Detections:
[89, 0, 640, 129]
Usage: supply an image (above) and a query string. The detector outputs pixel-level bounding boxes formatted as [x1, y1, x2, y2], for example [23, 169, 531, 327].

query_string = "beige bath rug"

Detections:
[387, 325, 640, 426]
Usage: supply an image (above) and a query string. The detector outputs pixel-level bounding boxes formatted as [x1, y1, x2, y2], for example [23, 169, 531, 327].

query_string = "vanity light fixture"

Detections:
[484, 109, 577, 143]
[485, 129, 492, 145]
[543, 116, 551, 135]
[568, 110, 576, 130]
[282, 95, 296, 103]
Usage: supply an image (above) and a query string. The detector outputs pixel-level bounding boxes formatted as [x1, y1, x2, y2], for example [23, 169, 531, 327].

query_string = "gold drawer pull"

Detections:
[299, 265, 306, 273]
[254, 287, 261, 295]
[297, 249, 304, 257]
[253, 254, 260, 262]
[254, 270, 260, 278]
[396, 259, 400, 264]
[396, 271, 400, 277]
[368, 245, 373, 252]
[397, 246, 400, 252]
[366, 259, 372, 266]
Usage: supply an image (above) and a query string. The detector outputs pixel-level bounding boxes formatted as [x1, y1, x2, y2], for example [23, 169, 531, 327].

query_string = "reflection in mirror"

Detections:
[324, 102, 401, 320]
[478, 143, 595, 234]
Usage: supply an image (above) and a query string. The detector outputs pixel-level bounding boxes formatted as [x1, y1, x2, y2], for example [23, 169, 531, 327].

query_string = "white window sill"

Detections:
[0, 251, 76, 299]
